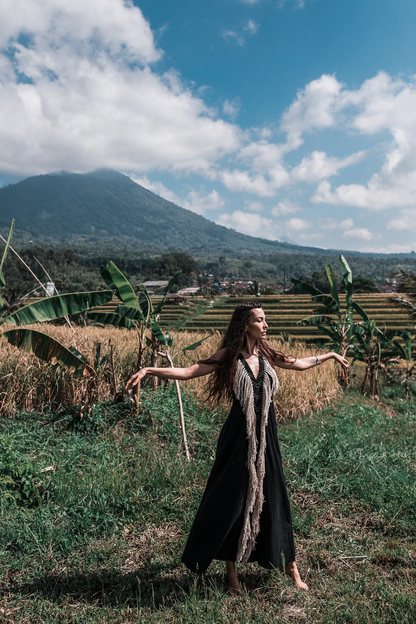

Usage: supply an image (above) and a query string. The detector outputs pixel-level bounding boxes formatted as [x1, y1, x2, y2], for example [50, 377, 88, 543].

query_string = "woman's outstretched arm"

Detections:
[274, 351, 349, 371]
[124, 360, 218, 391]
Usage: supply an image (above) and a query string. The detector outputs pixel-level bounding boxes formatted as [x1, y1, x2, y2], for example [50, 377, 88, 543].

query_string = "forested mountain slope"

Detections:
[1, 169, 415, 259]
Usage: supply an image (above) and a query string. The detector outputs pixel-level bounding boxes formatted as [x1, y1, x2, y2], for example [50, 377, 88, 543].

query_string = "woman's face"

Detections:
[246, 308, 268, 341]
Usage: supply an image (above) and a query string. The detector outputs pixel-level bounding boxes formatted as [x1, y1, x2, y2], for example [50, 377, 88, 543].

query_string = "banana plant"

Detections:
[348, 323, 414, 398]
[291, 255, 369, 385]
[348, 322, 413, 397]
[87, 261, 181, 404]
[349, 320, 388, 396]
[383, 330, 415, 398]
[0, 221, 113, 377]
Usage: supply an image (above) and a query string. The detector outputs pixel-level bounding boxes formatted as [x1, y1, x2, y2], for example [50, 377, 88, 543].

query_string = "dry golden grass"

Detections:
[0, 324, 340, 419]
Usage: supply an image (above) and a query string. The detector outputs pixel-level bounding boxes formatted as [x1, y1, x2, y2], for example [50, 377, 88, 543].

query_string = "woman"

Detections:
[125, 302, 349, 593]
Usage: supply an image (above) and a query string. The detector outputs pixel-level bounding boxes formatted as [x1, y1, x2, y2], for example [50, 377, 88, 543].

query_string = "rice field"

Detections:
[91, 293, 415, 341]
[0, 325, 340, 420]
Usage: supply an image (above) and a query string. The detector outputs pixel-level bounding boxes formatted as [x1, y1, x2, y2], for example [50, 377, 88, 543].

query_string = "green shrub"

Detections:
[0, 436, 46, 507]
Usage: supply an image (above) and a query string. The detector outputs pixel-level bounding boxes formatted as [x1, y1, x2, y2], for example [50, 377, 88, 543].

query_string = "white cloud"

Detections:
[217, 211, 280, 240]
[183, 190, 225, 215]
[309, 73, 416, 210]
[245, 20, 259, 35]
[222, 20, 259, 46]
[360, 243, 416, 253]
[219, 170, 275, 196]
[291, 150, 366, 183]
[224, 139, 366, 197]
[0, 0, 241, 177]
[281, 74, 343, 149]
[318, 218, 337, 230]
[130, 175, 181, 204]
[0, 0, 160, 62]
[216, 206, 315, 243]
[278, 0, 306, 8]
[271, 200, 302, 216]
[343, 227, 373, 240]
[387, 208, 416, 231]
[2, 0, 416, 254]
[286, 217, 310, 231]
[131, 175, 224, 215]
[222, 99, 240, 120]
[244, 200, 264, 212]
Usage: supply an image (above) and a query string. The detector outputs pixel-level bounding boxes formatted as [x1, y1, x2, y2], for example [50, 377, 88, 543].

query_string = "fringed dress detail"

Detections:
[181, 354, 295, 574]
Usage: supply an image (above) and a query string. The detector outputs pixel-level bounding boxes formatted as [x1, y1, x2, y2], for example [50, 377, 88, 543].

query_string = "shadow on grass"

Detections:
[12, 563, 279, 609]
[13, 564, 194, 609]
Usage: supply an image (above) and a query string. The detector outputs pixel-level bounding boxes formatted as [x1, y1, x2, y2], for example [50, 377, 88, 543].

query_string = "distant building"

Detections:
[142, 280, 169, 289]
[45, 282, 55, 296]
[178, 287, 201, 296]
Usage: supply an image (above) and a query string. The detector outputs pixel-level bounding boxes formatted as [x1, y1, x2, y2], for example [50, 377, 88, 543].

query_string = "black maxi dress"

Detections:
[181, 354, 295, 574]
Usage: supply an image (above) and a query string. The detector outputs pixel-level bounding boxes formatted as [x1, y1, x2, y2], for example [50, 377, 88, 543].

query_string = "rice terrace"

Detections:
[1, 1, 416, 621]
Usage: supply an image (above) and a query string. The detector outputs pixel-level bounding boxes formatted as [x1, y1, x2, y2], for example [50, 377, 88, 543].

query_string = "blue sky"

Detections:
[1, 0, 416, 252]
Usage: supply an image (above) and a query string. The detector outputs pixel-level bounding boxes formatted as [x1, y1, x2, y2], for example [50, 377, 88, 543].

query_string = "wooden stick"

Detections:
[33, 255, 74, 331]
[0, 236, 47, 294]
[158, 350, 190, 461]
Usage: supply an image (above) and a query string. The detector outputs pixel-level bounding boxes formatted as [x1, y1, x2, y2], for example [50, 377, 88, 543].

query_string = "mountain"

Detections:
[0, 169, 415, 258]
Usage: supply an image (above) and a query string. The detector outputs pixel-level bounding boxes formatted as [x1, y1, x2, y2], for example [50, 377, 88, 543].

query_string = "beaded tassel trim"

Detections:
[233, 357, 279, 563]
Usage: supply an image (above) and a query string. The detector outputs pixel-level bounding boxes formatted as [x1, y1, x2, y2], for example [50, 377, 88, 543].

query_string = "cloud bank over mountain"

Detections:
[1, 0, 416, 252]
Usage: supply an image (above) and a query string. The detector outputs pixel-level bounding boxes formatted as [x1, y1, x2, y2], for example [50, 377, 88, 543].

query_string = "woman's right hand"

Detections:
[124, 368, 148, 391]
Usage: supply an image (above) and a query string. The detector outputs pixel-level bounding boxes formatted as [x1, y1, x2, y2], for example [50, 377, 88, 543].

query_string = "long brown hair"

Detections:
[204, 301, 293, 404]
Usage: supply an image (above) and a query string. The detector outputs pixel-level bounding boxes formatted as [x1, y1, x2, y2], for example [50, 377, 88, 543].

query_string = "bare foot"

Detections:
[280, 561, 308, 591]
[226, 561, 240, 595]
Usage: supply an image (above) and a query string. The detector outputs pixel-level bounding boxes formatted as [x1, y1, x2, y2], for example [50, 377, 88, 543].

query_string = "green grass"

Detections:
[0, 386, 415, 622]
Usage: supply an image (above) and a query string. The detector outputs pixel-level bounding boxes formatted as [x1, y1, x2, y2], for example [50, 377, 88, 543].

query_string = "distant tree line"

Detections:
[3, 244, 416, 305]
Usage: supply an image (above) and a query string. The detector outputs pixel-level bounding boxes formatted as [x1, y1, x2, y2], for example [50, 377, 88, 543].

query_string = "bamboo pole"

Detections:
[158, 350, 190, 461]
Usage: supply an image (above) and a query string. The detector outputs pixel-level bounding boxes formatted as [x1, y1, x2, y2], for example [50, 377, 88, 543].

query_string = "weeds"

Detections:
[0, 389, 415, 622]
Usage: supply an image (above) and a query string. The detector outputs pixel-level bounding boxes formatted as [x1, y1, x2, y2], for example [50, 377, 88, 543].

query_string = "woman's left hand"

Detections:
[333, 353, 349, 370]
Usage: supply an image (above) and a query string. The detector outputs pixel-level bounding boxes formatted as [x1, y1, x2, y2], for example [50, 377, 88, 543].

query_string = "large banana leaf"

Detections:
[299, 315, 333, 326]
[86, 311, 135, 329]
[339, 255, 354, 314]
[316, 324, 342, 340]
[100, 262, 140, 309]
[312, 306, 339, 316]
[151, 319, 168, 345]
[153, 271, 181, 315]
[386, 330, 413, 362]
[116, 305, 144, 321]
[339, 254, 352, 287]
[290, 278, 323, 297]
[325, 264, 339, 306]
[0, 219, 14, 291]
[349, 344, 364, 365]
[391, 340, 410, 361]
[351, 301, 369, 322]
[3, 290, 113, 326]
[385, 329, 413, 341]
[138, 284, 153, 318]
[68, 345, 91, 367]
[182, 334, 211, 352]
[2, 329, 95, 377]
[311, 294, 340, 315]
